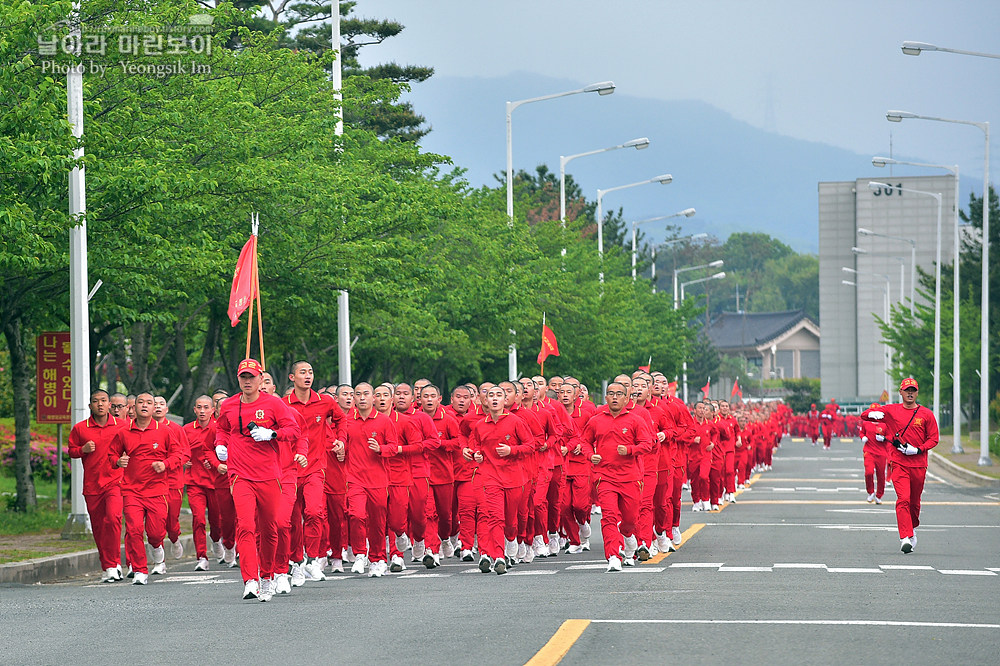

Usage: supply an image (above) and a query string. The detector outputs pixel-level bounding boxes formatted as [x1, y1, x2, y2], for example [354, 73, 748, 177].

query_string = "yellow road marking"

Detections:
[754, 478, 872, 483]
[647, 523, 704, 564]
[524, 619, 591, 666]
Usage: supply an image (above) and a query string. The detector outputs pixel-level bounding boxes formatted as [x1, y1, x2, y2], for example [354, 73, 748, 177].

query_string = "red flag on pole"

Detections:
[638, 355, 651, 372]
[667, 381, 677, 398]
[731, 379, 742, 399]
[228, 235, 258, 326]
[701, 377, 711, 398]
[537, 324, 559, 366]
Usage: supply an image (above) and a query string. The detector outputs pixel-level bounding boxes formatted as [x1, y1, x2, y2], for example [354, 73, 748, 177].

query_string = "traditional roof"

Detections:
[704, 309, 818, 351]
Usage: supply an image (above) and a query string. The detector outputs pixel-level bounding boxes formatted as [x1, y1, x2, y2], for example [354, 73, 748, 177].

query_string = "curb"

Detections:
[0, 534, 196, 585]
[928, 450, 1000, 487]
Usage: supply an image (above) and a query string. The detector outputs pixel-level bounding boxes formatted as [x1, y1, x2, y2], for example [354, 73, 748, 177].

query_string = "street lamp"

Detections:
[679, 271, 726, 402]
[596, 174, 673, 282]
[842, 278, 891, 394]
[843, 267, 892, 394]
[901, 41, 1000, 60]
[852, 247, 906, 304]
[886, 109, 991, 466]
[651, 232, 707, 293]
[873, 155, 964, 453]
[505, 80, 614, 380]
[857, 227, 916, 315]
[631, 208, 696, 280]
[673, 260, 724, 310]
[869, 181, 944, 424]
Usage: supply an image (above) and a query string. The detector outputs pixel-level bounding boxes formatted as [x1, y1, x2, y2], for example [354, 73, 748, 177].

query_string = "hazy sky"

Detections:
[359, 0, 998, 182]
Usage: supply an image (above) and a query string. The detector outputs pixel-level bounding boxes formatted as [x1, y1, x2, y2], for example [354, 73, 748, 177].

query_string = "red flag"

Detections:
[228, 235, 258, 327]
[638, 355, 651, 372]
[731, 379, 742, 399]
[666, 381, 677, 398]
[537, 324, 559, 366]
[701, 377, 711, 398]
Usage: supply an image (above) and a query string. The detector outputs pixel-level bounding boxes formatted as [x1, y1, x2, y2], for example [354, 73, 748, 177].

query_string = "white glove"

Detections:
[903, 444, 920, 456]
[861, 436, 868, 445]
[214, 445, 228, 462]
[875, 434, 885, 442]
[251, 427, 276, 442]
[868, 411, 884, 420]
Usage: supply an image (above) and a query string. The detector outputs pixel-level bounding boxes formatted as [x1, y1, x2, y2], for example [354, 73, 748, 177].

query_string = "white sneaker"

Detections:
[101, 567, 117, 583]
[522, 545, 535, 564]
[330, 558, 344, 574]
[606, 556, 623, 572]
[900, 537, 913, 554]
[351, 554, 368, 574]
[710, 504, 720, 512]
[389, 554, 406, 572]
[567, 544, 585, 554]
[737, 483, 745, 490]
[692, 502, 702, 512]
[493, 558, 507, 575]
[649, 542, 659, 557]
[505, 539, 518, 558]
[224, 547, 237, 566]
[344, 547, 355, 563]
[623, 535, 638, 560]
[114, 565, 123, 581]
[460, 549, 474, 562]
[368, 560, 387, 578]
[318, 556, 328, 572]
[422, 551, 441, 569]
[637, 544, 650, 561]
[304, 559, 326, 581]
[152, 545, 165, 564]
[874, 496, 883, 505]
[591, 504, 602, 515]
[395, 533, 410, 552]
[258, 577, 274, 602]
[274, 573, 291, 594]
[242, 579, 259, 599]
[213, 540, 224, 562]
[132, 572, 148, 585]
[450, 535, 461, 553]
[531, 534, 547, 557]
[548, 533, 559, 556]
[150, 560, 166, 575]
[580, 538, 590, 551]
[442, 539, 456, 559]
[729, 493, 737, 503]
[194, 557, 210, 571]
[170, 539, 183, 559]
[867, 493, 875, 503]
[911, 532, 917, 549]
[671, 527, 683, 546]
[579, 521, 592, 539]
[411, 540, 426, 562]
[290, 562, 306, 587]
[655, 532, 671, 552]
[622, 556, 636, 567]
[516, 542, 528, 562]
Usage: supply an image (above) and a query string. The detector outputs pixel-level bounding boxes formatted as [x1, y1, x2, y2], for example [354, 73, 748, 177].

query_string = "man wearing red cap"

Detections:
[820, 400, 838, 450]
[859, 402, 889, 505]
[806, 404, 820, 446]
[861, 378, 939, 553]
[215, 358, 303, 601]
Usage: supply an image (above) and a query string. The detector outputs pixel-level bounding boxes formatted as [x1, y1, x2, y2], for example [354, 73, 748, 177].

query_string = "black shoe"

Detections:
[637, 545, 650, 562]
[479, 556, 492, 573]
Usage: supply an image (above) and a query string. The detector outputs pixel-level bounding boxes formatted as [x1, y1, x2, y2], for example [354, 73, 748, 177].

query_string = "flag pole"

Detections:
[540, 312, 546, 375]
[252, 213, 265, 370]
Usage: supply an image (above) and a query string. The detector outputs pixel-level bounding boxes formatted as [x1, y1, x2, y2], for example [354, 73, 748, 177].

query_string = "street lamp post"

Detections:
[505, 80, 614, 380]
[631, 208, 696, 280]
[901, 41, 1000, 60]
[869, 181, 944, 424]
[673, 260, 724, 310]
[874, 156, 963, 452]
[843, 278, 891, 394]
[652, 232, 707, 293]
[560, 136, 649, 230]
[887, 110, 991, 465]
[852, 247, 906, 304]
[857, 227, 916, 316]
[843, 266, 893, 393]
[596, 174, 673, 282]
[679, 271, 726, 402]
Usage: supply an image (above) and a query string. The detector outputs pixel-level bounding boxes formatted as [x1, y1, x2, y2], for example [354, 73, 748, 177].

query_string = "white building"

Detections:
[818, 174, 957, 402]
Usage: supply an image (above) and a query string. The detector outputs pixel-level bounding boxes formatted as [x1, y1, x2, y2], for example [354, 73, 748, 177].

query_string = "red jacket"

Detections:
[469, 412, 535, 488]
[284, 390, 347, 478]
[861, 403, 938, 468]
[425, 406, 463, 485]
[344, 407, 397, 488]
[108, 419, 183, 496]
[183, 419, 217, 489]
[580, 409, 654, 484]
[214, 393, 302, 483]
[68, 415, 124, 495]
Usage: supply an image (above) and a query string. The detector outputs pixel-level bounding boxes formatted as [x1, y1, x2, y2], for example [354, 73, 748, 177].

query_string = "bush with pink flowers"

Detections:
[0, 423, 70, 482]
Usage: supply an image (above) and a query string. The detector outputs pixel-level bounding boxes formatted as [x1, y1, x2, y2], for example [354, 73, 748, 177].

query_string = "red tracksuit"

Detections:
[68, 415, 125, 571]
[285, 390, 346, 561]
[861, 403, 939, 539]
[629, 402, 661, 546]
[859, 420, 889, 499]
[581, 409, 654, 559]
[215, 393, 301, 582]
[469, 412, 534, 560]
[661, 396, 695, 530]
[559, 400, 593, 545]
[426, 407, 463, 546]
[183, 419, 220, 560]
[108, 419, 182, 574]
[344, 407, 398, 563]
[160, 419, 190, 544]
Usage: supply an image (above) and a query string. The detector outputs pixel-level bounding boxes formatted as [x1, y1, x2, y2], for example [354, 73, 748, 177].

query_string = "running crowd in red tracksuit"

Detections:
[69, 361, 798, 599]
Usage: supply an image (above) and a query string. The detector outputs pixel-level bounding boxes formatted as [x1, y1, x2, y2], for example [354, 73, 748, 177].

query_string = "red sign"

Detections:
[36, 332, 71, 424]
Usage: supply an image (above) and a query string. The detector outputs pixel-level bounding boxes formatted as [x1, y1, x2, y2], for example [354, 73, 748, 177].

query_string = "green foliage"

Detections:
[782, 377, 821, 413]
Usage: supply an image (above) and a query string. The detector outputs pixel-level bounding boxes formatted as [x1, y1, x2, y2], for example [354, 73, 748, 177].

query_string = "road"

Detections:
[1, 437, 997, 665]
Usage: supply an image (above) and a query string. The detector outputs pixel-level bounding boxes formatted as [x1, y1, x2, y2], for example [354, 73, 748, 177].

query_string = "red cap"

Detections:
[900, 378, 918, 391]
[237, 358, 263, 376]
[869, 402, 881, 410]
[810, 403, 816, 409]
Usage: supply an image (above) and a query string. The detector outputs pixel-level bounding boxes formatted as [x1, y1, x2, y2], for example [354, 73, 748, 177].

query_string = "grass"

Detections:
[0, 475, 68, 535]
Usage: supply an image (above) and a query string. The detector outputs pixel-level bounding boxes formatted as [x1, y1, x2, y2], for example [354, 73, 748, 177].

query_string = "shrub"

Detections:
[0, 423, 70, 482]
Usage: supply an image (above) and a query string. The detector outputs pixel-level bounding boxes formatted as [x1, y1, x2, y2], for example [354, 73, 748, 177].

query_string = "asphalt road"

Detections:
[1, 437, 997, 666]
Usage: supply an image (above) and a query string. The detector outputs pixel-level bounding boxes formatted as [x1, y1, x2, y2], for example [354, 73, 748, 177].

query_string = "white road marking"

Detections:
[719, 566, 773, 572]
[506, 570, 558, 576]
[397, 573, 451, 578]
[879, 565, 935, 570]
[623, 567, 665, 573]
[589, 619, 1000, 629]
[773, 563, 827, 569]
[826, 568, 883, 573]
[816, 526, 898, 531]
[161, 575, 218, 583]
[938, 570, 997, 576]
[566, 564, 610, 570]
[669, 563, 725, 568]
[182, 579, 236, 585]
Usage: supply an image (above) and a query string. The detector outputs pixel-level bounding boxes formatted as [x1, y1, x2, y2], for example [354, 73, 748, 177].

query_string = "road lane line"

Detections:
[879, 565, 935, 570]
[669, 562, 724, 568]
[826, 568, 882, 573]
[773, 563, 827, 568]
[524, 619, 591, 666]
[725, 500, 1000, 506]
[938, 570, 997, 576]
[719, 566, 772, 572]
[588, 619, 1000, 629]
[646, 523, 704, 564]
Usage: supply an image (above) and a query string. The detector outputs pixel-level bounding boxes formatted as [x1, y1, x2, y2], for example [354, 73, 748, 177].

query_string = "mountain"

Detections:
[403, 72, 971, 253]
